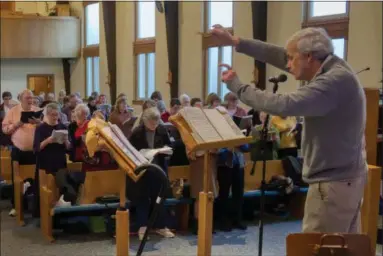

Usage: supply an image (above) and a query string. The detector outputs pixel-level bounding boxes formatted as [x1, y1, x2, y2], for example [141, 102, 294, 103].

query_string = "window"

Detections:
[302, 1, 349, 60]
[137, 53, 155, 99]
[203, 1, 233, 100]
[206, 1, 233, 30]
[134, 1, 156, 102]
[136, 1, 155, 39]
[207, 46, 232, 99]
[332, 38, 346, 59]
[86, 57, 100, 96]
[309, 1, 348, 19]
[85, 2, 100, 46]
[83, 2, 100, 96]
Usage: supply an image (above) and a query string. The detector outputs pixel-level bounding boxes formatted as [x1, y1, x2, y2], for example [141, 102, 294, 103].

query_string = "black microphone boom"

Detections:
[268, 74, 287, 83]
[355, 66, 370, 75]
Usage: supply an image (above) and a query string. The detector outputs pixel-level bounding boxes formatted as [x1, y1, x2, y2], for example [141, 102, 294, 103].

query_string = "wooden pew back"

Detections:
[0, 147, 12, 182]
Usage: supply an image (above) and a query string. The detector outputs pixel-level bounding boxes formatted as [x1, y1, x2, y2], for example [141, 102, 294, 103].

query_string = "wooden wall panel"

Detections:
[364, 88, 380, 165]
[1, 16, 80, 58]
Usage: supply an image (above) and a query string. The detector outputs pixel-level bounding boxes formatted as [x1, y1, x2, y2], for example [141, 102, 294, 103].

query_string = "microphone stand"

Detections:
[250, 81, 279, 256]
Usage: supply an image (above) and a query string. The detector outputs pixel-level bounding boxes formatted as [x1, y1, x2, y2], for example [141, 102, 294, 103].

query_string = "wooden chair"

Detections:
[13, 161, 35, 226]
[39, 167, 124, 242]
[0, 146, 12, 182]
[286, 233, 372, 256]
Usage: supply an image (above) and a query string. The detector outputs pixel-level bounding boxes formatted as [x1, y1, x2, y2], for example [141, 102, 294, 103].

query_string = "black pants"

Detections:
[278, 147, 298, 159]
[216, 164, 244, 222]
[10, 147, 36, 208]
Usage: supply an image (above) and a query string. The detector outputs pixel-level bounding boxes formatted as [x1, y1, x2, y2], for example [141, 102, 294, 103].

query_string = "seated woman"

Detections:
[68, 104, 117, 171]
[33, 103, 71, 208]
[127, 107, 175, 240]
[205, 93, 221, 109]
[109, 97, 136, 139]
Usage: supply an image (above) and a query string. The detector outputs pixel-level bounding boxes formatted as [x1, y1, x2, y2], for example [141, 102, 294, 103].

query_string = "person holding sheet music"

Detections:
[0, 91, 14, 147]
[213, 25, 368, 234]
[270, 115, 298, 159]
[161, 98, 181, 123]
[127, 107, 175, 240]
[33, 103, 71, 213]
[205, 93, 222, 109]
[2, 89, 42, 217]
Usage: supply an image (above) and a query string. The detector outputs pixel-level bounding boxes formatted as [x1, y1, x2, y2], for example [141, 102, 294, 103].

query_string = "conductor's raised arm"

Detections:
[211, 24, 288, 72]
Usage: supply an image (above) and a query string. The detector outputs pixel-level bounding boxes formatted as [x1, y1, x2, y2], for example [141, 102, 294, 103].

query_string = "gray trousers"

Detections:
[302, 175, 366, 233]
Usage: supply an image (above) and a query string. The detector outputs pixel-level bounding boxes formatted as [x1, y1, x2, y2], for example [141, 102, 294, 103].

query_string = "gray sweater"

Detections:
[226, 39, 367, 184]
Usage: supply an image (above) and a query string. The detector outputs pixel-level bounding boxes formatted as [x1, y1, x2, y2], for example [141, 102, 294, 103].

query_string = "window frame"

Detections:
[202, 1, 234, 101]
[302, 1, 350, 60]
[133, 1, 156, 104]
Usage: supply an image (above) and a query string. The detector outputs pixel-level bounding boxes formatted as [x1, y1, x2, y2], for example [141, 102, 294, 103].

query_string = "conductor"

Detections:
[212, 24, 367, 234]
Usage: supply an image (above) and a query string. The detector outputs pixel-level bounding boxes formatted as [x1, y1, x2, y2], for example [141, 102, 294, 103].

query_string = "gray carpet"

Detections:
[1, 200, 381, 256]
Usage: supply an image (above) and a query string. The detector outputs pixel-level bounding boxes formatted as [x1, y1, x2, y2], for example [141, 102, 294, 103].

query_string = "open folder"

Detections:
[20, 110, 43, 123]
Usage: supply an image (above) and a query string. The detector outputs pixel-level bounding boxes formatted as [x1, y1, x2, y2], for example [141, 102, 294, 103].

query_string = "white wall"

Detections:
[0, 59, 65, 98]
[348, 1, 382, 89]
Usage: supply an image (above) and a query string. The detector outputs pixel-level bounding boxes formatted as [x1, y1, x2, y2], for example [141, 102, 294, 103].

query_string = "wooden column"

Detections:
[62, 58, 71, 94]
[251, 2, 267, 90]
[164, 1, 179, 98]
[102, 1, 117, 104]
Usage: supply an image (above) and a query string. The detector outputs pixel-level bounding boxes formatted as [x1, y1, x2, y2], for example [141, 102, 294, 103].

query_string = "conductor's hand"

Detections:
[220, 64, 237, 83]
[211, 24, 239, 46]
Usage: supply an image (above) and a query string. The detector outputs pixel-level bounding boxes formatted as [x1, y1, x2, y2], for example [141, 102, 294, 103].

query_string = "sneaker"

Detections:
[55, 195, 72, 207]
[8, 208, 16, 217]
[138, 226, 150, 241]
[156, 227, 175, 238]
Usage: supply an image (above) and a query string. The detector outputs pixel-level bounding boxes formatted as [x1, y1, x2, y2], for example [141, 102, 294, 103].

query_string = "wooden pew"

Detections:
[168, 165, 192, 231]
[0, 146, 12, 182]
[13, 161, 35, 226]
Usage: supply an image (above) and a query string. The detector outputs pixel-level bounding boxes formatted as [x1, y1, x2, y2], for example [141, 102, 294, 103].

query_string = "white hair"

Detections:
[142, 107, 160, 123]
[44, 102, 60, 113]
[286, 27, 334, 60]
[20, 89, 33, 99]
[74, 103, 90, 118]
[179, 94, 190, 104]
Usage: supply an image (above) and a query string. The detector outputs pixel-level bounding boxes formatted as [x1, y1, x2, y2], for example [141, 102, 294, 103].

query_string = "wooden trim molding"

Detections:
[83, 45, 99, 58]
[83, 1, 98, 8]
[302, 17, 349, 39]
[133, 39, 156, 55]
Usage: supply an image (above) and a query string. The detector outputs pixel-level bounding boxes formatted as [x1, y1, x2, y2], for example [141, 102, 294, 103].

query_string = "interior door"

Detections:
[27, 75, 54, 96]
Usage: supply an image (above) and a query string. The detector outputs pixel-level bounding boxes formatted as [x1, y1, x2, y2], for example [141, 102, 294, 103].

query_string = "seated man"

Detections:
[161, 98, 181, 123]
[127, 107, 175, 240]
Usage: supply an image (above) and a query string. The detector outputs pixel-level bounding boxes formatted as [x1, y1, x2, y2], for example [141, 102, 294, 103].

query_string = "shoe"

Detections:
[138, 226, 150, 241]
[156, 227, 175, 238]
[55, 195, 71, 207]
[219, 219, 232, 232]
[9, 208, 16, 217]
[232, 221, 247, 230]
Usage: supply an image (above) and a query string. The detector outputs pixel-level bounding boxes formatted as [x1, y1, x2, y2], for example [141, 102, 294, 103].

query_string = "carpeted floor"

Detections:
[1, 200, 381, 256]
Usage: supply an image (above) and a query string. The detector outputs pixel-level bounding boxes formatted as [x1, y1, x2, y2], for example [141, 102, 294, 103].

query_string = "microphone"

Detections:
[355, 67, 370, 75]
[268, 74, 287, 83]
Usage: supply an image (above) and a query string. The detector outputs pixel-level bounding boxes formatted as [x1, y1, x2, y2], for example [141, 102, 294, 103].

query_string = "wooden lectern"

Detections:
[85, 118, 148, 256]
[169, 107, 253, 256]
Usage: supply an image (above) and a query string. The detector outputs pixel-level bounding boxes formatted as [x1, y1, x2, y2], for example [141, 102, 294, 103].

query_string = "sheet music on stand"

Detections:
[101, 123, 148, 166]
[178, 107, 246, 144]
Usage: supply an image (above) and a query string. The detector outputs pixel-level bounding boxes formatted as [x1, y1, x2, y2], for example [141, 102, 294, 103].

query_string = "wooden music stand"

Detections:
[170, 108, 252, 256]
[85, 118, 148, 256]
[286, 233, 373, 256]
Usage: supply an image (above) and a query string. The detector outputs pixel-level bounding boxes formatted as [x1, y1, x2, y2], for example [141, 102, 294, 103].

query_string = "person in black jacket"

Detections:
[127, 107, 175, 240]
